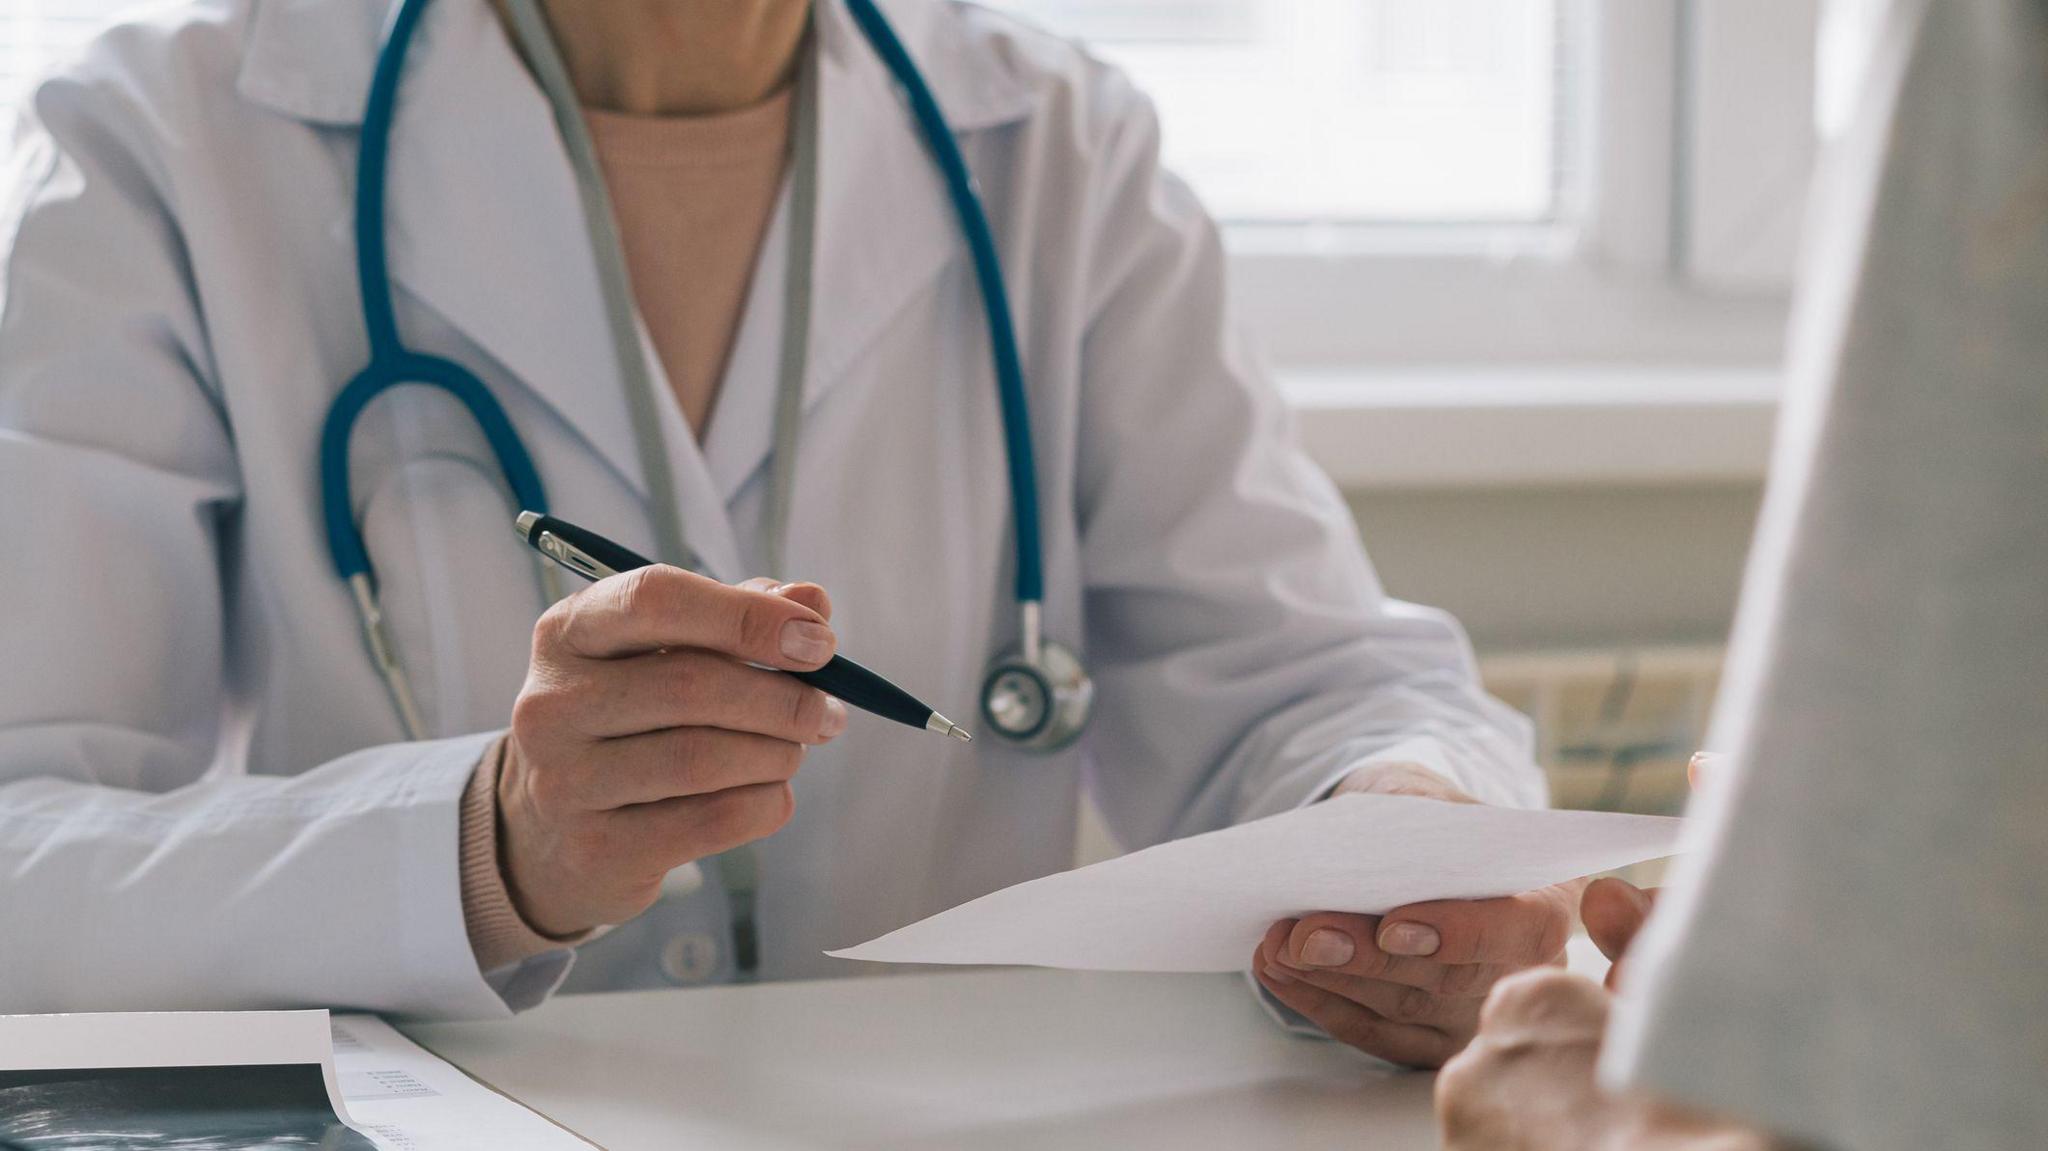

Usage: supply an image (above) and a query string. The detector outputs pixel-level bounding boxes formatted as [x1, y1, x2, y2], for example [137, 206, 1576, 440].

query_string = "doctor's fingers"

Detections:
[736, 577, 834, 622]
[1266, 917, 1519, 998]
[605, 781, 796, 875]
[551, 727, 807, 810]
[523, 648, 848, 745]
[1253, 965, 1462, 1069]
[1264, 964, 1485, 1034]
[543, 564, 837, 669]
[1376, 883, 1580, 968]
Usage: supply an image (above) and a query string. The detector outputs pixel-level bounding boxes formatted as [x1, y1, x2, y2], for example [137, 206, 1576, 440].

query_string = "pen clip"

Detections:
[536, 530, 619, 583]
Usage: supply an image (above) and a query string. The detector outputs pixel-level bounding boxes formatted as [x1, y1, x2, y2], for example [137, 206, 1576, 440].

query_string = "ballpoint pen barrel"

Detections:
[515, 511, 962, 738]
[791, 657, 931, 730]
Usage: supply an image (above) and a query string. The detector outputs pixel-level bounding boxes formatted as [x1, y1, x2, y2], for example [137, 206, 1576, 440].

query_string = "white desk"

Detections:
[404, 969, 1440, 1150]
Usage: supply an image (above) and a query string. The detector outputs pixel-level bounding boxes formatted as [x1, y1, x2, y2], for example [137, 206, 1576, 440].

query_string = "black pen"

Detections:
[514, 512, 971, 742]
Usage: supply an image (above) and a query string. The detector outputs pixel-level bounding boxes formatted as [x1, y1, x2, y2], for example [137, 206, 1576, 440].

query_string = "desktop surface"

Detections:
[404, 967, 1440, 1150]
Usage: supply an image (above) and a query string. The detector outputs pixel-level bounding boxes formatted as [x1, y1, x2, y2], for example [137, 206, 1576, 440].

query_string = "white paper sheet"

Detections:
[335, 1014, 596, 1150]
[829, 794, 1683, 971]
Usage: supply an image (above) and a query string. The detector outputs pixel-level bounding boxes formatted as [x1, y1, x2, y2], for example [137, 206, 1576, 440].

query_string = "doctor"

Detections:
[0, 0, 1562, 1064]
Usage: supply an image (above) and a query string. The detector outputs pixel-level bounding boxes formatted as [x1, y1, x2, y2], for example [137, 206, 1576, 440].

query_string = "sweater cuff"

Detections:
[459, 736, 593, 972]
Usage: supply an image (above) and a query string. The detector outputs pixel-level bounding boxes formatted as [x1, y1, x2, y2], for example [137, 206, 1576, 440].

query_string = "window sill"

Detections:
[1281, 365, 1781, 491]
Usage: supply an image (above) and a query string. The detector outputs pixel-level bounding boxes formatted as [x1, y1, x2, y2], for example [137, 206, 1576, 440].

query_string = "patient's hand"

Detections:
[1434, 880, 1778, 1151]
[1250, 763, 1580, 1068]
[1581, 875, 1659, 989]
[1435, 968, 1778, 1151]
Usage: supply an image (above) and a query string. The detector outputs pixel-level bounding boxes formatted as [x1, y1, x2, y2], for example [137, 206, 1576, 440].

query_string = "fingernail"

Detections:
[1380, 922, 1441, 957]
[1262, 963, 1296, 986]
[819, 697, 848, 738]
[779, 620, 833, 664]
[1300, 928, 1354, 968]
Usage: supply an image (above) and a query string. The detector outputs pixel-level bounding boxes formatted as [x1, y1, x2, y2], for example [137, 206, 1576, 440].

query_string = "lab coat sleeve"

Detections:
[0, 67, 550, 1018]
[1068, 71, 1544, 856]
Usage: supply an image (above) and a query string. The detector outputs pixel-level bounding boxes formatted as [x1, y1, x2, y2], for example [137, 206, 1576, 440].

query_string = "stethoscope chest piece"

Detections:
[980, 631, 1092, 752]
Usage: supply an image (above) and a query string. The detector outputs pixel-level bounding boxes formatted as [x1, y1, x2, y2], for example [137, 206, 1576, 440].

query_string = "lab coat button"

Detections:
[659, 932, 720, 985]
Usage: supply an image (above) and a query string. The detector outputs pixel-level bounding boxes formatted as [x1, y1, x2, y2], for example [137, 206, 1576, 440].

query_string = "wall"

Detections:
[1341, 482, 1764, 654]
[1073, 480, 1765, 860]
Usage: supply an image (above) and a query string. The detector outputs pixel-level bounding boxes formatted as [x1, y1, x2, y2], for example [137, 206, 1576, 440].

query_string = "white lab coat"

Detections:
[0, 0, 1539, 1019]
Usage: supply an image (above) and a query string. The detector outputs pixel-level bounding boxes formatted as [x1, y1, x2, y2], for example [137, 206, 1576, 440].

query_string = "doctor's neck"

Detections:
[503, 0, 811, 116]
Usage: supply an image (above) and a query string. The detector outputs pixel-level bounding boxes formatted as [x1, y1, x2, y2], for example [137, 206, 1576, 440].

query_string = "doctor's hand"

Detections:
[498, 568, 847, 937]
[1251, 764, 1581, 1068]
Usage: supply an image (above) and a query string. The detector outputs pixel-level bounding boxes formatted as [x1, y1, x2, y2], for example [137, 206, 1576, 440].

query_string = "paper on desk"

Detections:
[829, 793, 1683, 971]
[334, 1014, 596, 1150]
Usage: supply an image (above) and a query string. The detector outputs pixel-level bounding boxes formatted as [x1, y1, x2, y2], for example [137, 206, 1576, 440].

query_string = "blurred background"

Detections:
[1, 0, 1873, 826]
[980, 0, 1843, 829]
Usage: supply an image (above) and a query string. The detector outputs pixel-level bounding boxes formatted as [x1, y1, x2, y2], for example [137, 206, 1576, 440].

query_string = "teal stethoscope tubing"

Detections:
[321, 0, 548, 587]
[839, 0, 1044, 603]
[320, 0, 1047, 637]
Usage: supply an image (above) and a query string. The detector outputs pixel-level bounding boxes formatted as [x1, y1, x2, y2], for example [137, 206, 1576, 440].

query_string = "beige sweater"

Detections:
[460, 88, 795, 972]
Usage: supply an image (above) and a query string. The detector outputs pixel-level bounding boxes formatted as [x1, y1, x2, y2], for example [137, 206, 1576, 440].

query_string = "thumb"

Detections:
[737, 578, 834, 623]
[1581, 878, 1657, 985]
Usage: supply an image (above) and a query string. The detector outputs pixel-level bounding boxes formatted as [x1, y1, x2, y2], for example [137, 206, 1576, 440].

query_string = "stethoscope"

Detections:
[320, 0, 1093, 753]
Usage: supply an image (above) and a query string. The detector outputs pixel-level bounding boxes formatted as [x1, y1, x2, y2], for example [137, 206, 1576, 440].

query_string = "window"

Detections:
[4, 0, 1818, 376]
[992, 0, 1819, 373]
[989, 0, 1565, 225]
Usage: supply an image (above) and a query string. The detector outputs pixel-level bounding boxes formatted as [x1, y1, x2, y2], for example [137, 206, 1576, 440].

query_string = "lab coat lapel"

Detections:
[370, 0, 748, 578]
[701, 0, 1037, 505]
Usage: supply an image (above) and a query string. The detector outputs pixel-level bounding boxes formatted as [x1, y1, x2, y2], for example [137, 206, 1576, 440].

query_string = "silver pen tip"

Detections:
[928, 714, 973, 742]
[514, 510, 541, 541]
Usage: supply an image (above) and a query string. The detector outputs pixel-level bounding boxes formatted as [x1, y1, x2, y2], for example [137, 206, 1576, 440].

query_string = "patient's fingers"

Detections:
[1475, 968, 1610, 1044]
[1581, 877, 1659, 990]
